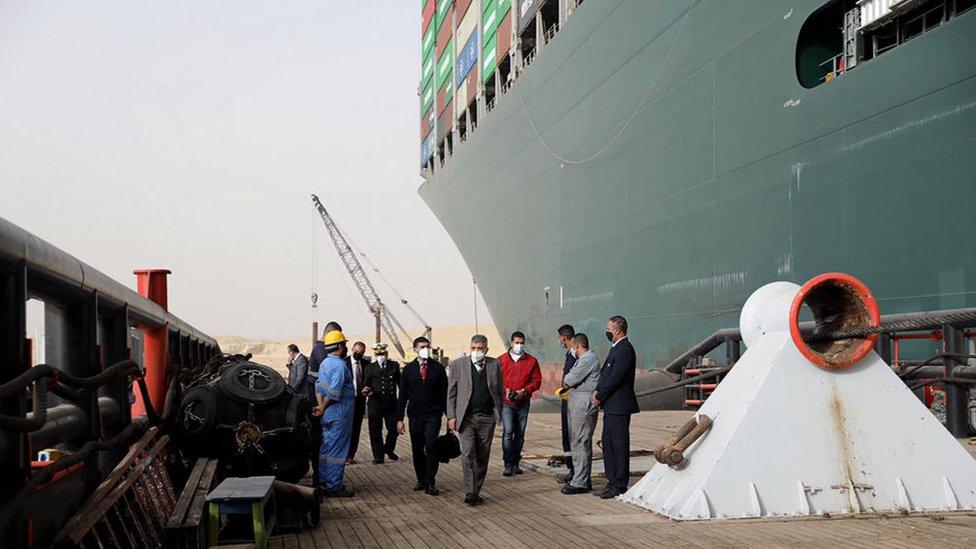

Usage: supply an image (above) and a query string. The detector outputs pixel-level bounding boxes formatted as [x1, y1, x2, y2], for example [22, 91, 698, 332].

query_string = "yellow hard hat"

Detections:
[323, 330, 347, 346]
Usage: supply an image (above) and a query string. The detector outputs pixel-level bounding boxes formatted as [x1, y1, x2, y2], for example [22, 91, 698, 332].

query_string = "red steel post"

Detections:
[131, 269, 171, 417]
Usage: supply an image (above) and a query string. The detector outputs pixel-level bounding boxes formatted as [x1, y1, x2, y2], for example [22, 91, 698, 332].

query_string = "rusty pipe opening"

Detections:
[789, 273, 880, 370]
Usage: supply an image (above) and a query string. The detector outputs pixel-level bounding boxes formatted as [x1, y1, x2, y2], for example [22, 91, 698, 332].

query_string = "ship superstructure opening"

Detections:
[798, 0, 976, 88]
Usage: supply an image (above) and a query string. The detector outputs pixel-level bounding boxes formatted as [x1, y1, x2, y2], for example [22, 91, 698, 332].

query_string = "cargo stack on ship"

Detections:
[417, 0, 976, 397]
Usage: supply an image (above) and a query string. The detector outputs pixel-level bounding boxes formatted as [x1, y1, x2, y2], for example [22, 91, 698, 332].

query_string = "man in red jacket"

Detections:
[498, 331, 542, 476]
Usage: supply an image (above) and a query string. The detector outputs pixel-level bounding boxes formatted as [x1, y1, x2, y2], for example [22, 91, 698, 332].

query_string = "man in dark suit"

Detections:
[557, 324, 576, 484]
[362, 343, 401, 464]
[396, 336, 448, 495]
[346, 341, 369, 464]
[592, 315, 639, 499]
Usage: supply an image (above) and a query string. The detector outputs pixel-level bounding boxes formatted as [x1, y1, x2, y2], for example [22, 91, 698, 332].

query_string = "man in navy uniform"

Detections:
[592, 316, 639, 499]
[362, 343, 401, 464]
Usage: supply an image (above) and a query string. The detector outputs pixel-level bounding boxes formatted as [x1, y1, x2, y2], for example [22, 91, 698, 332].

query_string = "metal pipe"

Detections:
[0, 215, 217, 348]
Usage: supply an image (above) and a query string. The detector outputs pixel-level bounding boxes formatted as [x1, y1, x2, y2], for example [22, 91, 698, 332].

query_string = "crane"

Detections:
[310, 194, 427, 358]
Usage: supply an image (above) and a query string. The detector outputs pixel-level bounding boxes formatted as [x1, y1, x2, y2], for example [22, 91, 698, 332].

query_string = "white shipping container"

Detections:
[457, 1, 480, 49]
[858, 0, 914, 29]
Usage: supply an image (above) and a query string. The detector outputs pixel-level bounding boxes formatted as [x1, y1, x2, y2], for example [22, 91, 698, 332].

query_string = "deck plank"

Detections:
[276, 411, 976, 548]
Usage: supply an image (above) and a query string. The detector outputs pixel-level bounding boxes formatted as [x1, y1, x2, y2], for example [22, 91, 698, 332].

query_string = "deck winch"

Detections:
[622, 273, 976, 520]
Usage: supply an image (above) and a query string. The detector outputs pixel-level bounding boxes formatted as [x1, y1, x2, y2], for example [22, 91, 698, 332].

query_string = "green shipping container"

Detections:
[422, 25, 435, 61]
[422, 79, 434, 116]
[444, 72, 453, 102]
[436, 38, 454, 89]
[482, 32, 497, 83]
[436, 0, 453, 30]
[482, 0, 499, 39]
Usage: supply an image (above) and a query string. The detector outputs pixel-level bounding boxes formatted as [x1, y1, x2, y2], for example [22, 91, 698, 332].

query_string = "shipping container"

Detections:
[496, 8, 513, 59]
[436, 0, 454, 30]
[436, 6, 454, 57]
[516, 0, 545, 34]
[436, 100, 453, 142]
[482, 31, 497, 83]
[482, 0, 499, 39]
[455, 74, 469, 115]
[455, 0, 479, 50]
[422, 0, 436, 34]
[436, 39, 454, 89]
[422, 53, 435, 87]
[455, 29, 479, 88]
[420, 133, 433, 167]
[422, 79, 434, 115]
[455, 0, 474, 21]
[422, 108, 432, 140]
[423, 24, 436, 61]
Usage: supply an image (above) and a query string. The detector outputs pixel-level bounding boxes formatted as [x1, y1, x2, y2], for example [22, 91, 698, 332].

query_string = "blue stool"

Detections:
[206, 476, 276, 548]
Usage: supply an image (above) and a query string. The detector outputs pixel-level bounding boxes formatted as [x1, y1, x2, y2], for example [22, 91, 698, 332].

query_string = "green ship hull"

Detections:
[419, 0, 976, 373]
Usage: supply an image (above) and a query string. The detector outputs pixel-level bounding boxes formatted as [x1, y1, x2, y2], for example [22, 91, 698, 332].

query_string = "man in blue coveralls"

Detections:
[312, 329, 356, 498]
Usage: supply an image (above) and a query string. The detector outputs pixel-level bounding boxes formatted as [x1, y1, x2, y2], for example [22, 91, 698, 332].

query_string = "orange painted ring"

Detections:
[789, 272, 880, 370]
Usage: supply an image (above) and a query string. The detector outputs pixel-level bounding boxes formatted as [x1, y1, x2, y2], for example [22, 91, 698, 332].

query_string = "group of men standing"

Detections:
[285, 315, 639, 505]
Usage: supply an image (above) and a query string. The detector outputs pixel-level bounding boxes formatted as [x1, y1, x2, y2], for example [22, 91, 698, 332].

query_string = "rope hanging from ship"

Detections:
[516, 0, 696, 166]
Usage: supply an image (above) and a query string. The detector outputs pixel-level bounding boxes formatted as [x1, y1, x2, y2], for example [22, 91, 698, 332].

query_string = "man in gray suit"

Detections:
[561, 334, 602, 494]
[286, 344, 310, 394]
[447, 334, 503, 506]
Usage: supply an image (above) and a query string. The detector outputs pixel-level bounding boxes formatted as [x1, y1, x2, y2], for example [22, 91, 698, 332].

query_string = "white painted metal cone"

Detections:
[620, 279, 976, 520]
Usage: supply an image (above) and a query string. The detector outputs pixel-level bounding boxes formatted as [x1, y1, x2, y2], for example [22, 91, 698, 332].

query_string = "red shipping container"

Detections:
[455, 0, 473, 22]
[437, 85, 447, 115]
[436, 7, 454, 58]
[422, 0, 436, 34]
[497, 10, 513, 61]
[465, 74, 478, 110]
[437, 101, 454, 142]
[422, 111, 431, 140]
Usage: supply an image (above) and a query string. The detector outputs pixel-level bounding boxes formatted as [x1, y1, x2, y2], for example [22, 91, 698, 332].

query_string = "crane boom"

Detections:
[311, 194, 411, 358]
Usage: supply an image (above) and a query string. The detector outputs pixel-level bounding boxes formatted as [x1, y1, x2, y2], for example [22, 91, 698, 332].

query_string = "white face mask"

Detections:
[470, 350, 486, 363]
[417, 347, 430, 360]
[570, 349, 577, 358]
[512, 343, 524, 355]
[377, 355, 387, 364]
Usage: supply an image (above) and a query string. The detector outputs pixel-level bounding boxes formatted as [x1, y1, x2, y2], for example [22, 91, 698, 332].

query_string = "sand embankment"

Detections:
[216, 325, 504, 374]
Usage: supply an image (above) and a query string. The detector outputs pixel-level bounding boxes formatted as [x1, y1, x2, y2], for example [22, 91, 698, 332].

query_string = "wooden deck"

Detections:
[271, 411, 976, 548]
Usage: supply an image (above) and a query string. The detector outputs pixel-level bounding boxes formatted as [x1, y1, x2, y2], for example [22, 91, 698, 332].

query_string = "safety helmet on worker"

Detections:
[323, 330, 348, 353]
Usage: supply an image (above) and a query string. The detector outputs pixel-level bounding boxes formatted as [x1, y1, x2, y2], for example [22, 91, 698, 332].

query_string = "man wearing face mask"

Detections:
[447, 334, 504, 506]
[591, 316, 639, 499]
[362, 343, 401, 464]
[312, 329, 356, 498]
[397, 337, 448, 495]
[346, 341, 369, 464]
[497, 331, 541, 476]
[556, 324, 576, 484]
[561, 333, 601, 494]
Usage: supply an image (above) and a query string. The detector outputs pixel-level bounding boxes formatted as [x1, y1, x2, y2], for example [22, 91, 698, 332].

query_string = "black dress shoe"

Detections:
[561, 485, 590, 495]
[425, 486, 440, 496]
[473, 494, 484, 504]
[387, 452, 399, 461]
[513, 466, 524, 475]
[600, 489, 623, 500]
[413, 483, 426, 491]
[503, 465, 514, 477]
[372, 458, 384, 465]
[324, 487, 355, 498]
[464, 494, 477, 505]
[592, 486, 610, 497]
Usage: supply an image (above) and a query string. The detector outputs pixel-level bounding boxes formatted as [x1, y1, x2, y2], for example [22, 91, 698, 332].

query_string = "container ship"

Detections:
[416, 0, 976, 382]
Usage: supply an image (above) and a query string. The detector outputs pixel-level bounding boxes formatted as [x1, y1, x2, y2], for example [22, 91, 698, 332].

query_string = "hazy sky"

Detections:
[0, 1, 493, 339]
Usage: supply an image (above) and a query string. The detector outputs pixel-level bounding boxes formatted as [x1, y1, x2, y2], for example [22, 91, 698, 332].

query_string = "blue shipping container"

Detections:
[454, 30, 479, 88]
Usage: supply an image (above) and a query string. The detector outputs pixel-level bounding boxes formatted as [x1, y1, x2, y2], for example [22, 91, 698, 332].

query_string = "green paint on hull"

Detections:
[419, 0, 976, 369]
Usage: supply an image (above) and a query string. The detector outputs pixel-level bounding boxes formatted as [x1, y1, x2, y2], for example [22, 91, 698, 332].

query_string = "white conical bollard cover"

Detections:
[621, 283, 976, 520]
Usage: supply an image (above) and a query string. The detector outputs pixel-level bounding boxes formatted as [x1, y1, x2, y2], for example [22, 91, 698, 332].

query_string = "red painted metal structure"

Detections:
[132, 269, 172, 418]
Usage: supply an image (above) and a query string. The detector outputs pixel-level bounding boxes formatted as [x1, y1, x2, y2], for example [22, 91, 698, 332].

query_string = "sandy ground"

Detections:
[216, 324, 504, 373]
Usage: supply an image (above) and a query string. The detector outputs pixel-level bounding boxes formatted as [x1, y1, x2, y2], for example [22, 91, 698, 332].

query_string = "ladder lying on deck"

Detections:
[55, 428, 176, 548]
